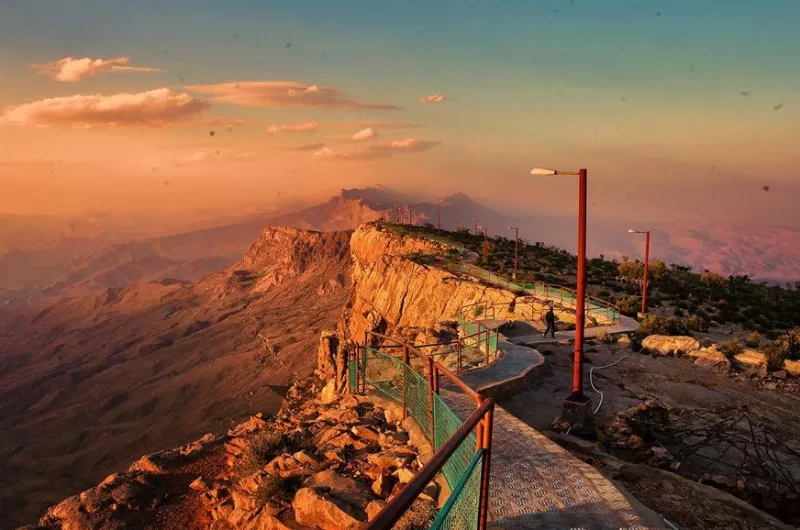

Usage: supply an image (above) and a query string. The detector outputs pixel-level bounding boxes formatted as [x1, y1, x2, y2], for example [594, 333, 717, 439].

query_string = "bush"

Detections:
[636, 316, 689, 337]
[595, 330, 615, 344]
[673, 307, 685, 317]
[616, 296, 640, 317]
[764, 328, 800, 370]
[686, 314, 708, 332]
[744, 331, 761, 348]
[233, 431, 284, 476]
[719, 338, 744, 357]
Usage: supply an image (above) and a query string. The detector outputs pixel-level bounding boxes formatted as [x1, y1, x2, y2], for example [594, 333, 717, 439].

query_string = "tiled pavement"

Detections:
[438, 316, 663, 529]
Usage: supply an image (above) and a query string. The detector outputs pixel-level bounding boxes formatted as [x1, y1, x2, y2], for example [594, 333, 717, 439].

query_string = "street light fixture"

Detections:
[530, 166, 589, 406]
[628, 229, 651, 317]
[508, 226, 519, 280]
[478, 225, 488, 263]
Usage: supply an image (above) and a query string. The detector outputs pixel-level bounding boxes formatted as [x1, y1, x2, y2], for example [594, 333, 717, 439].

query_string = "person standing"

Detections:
[544, 306, 556, 338]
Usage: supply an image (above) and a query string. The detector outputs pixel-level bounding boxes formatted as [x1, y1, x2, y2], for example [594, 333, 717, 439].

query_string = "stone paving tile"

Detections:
[437, 314, 661, 529]
[439, 384, 658, 529]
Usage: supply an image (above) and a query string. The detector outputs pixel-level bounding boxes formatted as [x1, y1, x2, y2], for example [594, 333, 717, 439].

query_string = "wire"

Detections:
[590, 354, 631, 415]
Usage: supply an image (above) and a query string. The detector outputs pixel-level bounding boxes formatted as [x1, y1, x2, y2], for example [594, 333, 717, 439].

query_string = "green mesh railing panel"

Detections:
[433, 393, 478, 487]
[488, 332, 498, 355]
[363, 347, 403, 402]
[430, 450, 483, 530]
[405, 365, 432, 439]
[462, 321, 479, 337]
[348, 359, 357, 391]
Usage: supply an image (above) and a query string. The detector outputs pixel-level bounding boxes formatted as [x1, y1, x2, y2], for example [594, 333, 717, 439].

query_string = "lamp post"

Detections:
[406, 207, 413, 225]
[531, 167, 588, 405]
[478, 225, 488, 263]
[394, 205, 401, 224]
[628, 229, 651, 317]
[473, 219, 478, 236]
[508, 226, 519, 280]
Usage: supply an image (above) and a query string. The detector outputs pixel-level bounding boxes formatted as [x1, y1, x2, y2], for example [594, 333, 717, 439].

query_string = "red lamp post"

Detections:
[628, 229, 651, 317]
[508, 226, 519, 280]
[531, 167, 588, 403]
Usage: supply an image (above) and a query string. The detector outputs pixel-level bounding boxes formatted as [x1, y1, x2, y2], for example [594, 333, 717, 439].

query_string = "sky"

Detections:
[0, 0, 798, 225]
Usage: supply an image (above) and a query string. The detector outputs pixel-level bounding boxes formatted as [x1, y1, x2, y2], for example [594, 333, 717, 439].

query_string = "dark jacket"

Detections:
[545, 309, 555, 323]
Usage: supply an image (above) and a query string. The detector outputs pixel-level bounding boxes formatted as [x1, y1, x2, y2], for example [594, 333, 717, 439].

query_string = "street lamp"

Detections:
[628, 229, 651, 317]
[508, 226, 519, 280]
[530, 167, 589, 406]
[478, 225, 488, 263]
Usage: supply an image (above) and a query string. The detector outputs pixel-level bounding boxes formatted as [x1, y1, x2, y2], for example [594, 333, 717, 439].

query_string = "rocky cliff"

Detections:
[342, 223, 573, 343]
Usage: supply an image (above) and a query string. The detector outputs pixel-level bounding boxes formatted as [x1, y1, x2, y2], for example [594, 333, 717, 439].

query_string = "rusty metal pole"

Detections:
[478, 401, 495, 530]
[642, 230, 650, 316]
[571, 168, 588, 400]
[402, 344, 409, 419]
[456, 339, 462, 373]
[427, 356, 435, 444]
[482, 227, 488, 263]
[473, 219, 477, 236]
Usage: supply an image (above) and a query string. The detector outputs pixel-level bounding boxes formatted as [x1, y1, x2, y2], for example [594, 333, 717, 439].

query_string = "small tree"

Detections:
[744, 331, 761, 348]
[616, 296, 640, 317]
[701, 271, 728, 287]
[618, 256, 644, 283]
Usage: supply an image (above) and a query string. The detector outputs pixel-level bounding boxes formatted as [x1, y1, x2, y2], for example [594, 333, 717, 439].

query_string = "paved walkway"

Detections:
[506, 315, 638, 347]
[439, 318, 663, 529]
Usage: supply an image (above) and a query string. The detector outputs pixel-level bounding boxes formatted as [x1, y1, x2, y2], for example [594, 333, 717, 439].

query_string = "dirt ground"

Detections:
[501, 341, 800, 529]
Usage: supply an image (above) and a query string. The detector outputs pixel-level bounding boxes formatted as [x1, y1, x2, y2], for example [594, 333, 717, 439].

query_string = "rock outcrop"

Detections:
[343, 224, 575, 343]
[641, 335, 701, 356]
[19, 374, 435, 530]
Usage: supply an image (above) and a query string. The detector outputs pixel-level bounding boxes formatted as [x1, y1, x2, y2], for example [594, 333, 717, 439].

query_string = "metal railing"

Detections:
[450, 263, 620, 324]
[351, 332, 495, 530]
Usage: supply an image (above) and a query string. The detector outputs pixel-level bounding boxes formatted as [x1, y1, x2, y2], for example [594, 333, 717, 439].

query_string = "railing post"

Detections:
[427, 356, 435, 445]
[402, 344, 409, 419]
[456, 339, 463, 373]
[478, 401, 495, 530]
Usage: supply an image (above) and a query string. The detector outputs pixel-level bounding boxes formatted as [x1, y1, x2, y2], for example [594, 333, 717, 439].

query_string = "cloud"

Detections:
[32, 56, 163, 82]
[0, 89, 210, 127]
[181, 150, 259, 163]
[311, 138, 439, 160]
[187, 81, 399, 110]
[292, 142, 327, 151]
[351, 127, 378, 141]
[419, 94, 447, 104]
[267, 121, 319, 134]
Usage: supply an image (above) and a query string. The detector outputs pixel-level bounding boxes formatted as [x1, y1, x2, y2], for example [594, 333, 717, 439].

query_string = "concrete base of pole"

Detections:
[561, 394, 593, 428]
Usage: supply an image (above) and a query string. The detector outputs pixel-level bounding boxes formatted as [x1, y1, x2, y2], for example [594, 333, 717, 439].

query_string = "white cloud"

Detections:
[32, 56, 164, 82]
[187, 81, 399, 110]
[0, 89, 209, 127]
[419, 94, 447, 104]
[182, 150, 259, 163]
[311, 137, 439, 160]
[267, 121, 319, 134]
[351, 127, 378, 141]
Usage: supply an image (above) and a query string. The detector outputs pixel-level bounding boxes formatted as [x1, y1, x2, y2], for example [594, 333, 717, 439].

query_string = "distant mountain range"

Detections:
[0, 187, 797, 309]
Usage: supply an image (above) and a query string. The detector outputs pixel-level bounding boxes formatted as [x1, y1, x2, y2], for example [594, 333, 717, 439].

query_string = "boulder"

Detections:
[691, 347, 731, 372]
[616, 334, 632, 349]
[642, 335, 701, 356]
[243, 508, 292, 530]
[773, 370, 788, 380]
[365, 500, 385, 520]
[190, 477, 211, 492]
[784, 359, 800, 377]
[734, 349, 767, 368]
[228, 416, 267, 437]
[293, 488, 365, 530]
[303, 469, 373, 509]
[320, 379, 338, 405]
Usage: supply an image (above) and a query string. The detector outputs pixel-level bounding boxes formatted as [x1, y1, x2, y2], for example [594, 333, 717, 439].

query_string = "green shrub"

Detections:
[233, 431, 284, 476]
[744, 331, 761, 348]
[719, 338, 744, 357]
[686, 314, 708, 332]
[673, 307, 685, 317]
[764, 328, 800, 370]
[616, 296, 640, 317]
[636, 316, 689, 337]
[595, 330, 614, 344]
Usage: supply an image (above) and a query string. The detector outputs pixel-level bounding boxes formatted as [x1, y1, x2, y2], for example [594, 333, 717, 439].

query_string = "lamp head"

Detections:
[531, 167, 557, 176]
